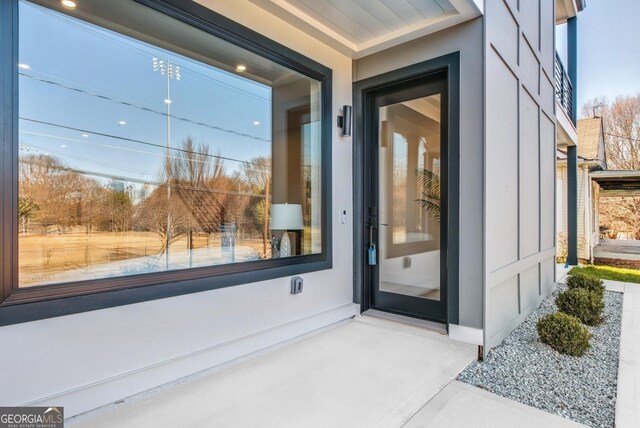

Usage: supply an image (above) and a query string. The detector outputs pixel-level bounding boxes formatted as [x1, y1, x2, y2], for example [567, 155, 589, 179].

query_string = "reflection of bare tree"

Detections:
[20, 154, 84, 233]
[18, 197, 38, 234]
[18, 144, 273, 268]
[166, 137, 226, 263]
[237, 157, 271, 256]
[134, 187, 191, 254]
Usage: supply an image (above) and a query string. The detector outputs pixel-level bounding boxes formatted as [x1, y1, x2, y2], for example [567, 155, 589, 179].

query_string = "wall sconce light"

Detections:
[337, 105, 352, 137]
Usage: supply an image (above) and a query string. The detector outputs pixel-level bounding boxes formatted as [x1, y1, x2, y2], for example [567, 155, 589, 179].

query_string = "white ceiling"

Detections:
[248, 0, 483, 58]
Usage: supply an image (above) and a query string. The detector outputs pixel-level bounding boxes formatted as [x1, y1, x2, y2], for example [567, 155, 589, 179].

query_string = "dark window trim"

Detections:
[352, 52, 460, 325]
[0, 0, 333, 325]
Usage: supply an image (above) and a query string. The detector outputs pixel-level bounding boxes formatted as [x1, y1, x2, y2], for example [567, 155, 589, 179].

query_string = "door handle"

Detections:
[368, 206, 378, 242]
[368, 206, 378, 265]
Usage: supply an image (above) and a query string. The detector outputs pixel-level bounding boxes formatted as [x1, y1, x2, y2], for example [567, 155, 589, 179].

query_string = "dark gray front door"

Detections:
[364, 71, 449, 322]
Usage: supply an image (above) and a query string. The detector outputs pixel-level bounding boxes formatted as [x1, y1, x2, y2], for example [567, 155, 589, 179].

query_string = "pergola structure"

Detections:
[591, 170, 640, 197]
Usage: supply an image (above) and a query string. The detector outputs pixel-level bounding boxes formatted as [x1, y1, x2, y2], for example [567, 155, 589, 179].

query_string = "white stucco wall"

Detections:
[0, 0, 355, 417]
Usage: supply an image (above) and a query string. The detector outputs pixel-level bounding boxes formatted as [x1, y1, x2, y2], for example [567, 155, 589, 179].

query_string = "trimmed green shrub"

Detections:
[555, 288, 604, 326]
[537, 312, 592, 356]
[566, 273, 605, 297]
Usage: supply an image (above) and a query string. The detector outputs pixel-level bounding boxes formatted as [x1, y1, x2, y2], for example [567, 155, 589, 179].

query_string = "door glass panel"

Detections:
[378, 94, 441, 301]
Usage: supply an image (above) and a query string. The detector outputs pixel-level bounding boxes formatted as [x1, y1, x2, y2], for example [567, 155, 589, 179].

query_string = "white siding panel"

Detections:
[486, 0, 518, 67]
[520, 90, 540, 258]
[540, 114, 555, 250]
[486, 48, 519, 272]
[520, 264, 540, 312]
[540, 0, 555, 74]
[541, 257, 555, 293]
[540, 73, 555, 115]
[520, 38, 540, 96]
[488, 276, 519, 334]
[519, 0, 540, 52]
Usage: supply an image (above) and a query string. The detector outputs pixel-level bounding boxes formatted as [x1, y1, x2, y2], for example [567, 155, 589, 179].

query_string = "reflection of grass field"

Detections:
[19, 231, 266, 287]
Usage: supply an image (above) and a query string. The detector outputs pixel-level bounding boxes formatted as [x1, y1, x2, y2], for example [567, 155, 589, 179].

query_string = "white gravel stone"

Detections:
[458, 284, 623, 428]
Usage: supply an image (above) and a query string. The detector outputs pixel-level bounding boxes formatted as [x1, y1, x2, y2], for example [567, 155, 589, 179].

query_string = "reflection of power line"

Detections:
[20, 130, 173, 161]
[19, 129, 270, 174]
[19, 73, 270, 143]
[19, 159, 266, 199]
[22, 144, 156, 177]
[20, 117, 271, 172]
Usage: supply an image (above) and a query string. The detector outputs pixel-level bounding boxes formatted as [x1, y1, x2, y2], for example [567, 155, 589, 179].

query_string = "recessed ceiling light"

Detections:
[61, 144, 67, 148]
[81, 134, 88, 138]
[61, 0, 76, 9]
[235, 64, 247, 72]
[18, 63, 30, 70]
[253, 121, 260, 126]
[118, 120, 126, 126]
[164, 99, 172, 104]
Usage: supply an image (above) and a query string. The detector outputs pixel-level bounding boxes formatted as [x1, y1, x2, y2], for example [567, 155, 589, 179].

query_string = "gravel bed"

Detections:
[458, 285, 623, 428]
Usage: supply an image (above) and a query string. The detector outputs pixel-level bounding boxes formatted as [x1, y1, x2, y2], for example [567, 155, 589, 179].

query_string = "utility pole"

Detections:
[153, 57, 180, 269]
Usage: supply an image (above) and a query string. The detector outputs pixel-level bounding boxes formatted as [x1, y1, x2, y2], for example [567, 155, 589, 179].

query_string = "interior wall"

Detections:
[354, 18, 485, 329]
[0, 0, 354, 417]
[378, 104, 441, 292]
[484, 0, 557, 351]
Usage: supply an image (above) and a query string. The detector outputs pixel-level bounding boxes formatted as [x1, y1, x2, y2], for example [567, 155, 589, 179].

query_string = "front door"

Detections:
[364, 71, 448, 323]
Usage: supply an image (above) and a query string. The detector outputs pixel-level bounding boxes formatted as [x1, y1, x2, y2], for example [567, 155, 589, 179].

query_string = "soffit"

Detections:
[247, 0, 482, 58]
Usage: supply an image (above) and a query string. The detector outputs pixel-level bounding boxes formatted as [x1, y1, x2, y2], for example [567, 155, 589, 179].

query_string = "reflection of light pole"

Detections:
[153, 57, 180, 269]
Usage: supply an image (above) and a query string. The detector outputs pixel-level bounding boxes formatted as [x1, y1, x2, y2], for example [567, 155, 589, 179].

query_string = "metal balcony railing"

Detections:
[555, 52, 573, 122]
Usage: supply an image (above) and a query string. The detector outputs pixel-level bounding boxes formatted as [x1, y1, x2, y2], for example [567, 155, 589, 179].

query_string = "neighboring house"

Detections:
[557, 117, 606, 262]
[0, 0, 585, 418]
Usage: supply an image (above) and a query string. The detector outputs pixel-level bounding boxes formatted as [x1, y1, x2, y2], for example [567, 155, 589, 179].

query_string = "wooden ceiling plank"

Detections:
[292, 0, 376, 42]
[351, 0, 408, 32]
[379, 0, 425, 25]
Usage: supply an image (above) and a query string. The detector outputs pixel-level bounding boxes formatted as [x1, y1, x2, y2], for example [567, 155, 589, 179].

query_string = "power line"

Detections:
[605, 132, 640, 142]
[19, 73, 271, 143]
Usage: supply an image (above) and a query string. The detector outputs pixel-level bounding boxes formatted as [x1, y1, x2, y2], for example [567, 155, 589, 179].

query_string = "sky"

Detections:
[559, 0, 640, 112]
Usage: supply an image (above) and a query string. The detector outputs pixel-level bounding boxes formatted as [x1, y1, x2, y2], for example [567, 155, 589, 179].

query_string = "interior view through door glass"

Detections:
[378, 94, 441, 301]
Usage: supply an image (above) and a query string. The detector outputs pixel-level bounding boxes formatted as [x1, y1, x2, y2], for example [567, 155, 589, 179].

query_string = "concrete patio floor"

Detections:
[67, 315, 596, 428]
[404, 381, 585, 427]
[69, 316, 476, 427]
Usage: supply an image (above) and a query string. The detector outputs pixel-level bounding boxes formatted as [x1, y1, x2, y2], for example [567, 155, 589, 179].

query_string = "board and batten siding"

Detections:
[484, 0, 557, 352]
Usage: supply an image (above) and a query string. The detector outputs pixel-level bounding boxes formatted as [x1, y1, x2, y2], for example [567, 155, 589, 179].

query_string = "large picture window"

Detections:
[1, 0, 331, 319]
